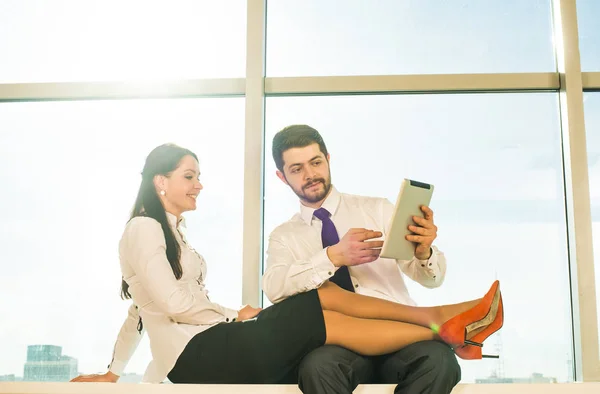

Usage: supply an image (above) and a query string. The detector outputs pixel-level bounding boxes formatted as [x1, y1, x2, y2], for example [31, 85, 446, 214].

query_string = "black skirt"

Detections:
[167, 289, 326, 384]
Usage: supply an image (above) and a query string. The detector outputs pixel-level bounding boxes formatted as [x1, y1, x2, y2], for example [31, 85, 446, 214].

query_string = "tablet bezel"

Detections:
[380, 178, 434, 260]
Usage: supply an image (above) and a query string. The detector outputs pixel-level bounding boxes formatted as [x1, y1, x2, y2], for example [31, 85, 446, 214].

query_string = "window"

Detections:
[0, 0, 246, 83]
[577, 0, 600, 72]
[0, 98, 244, 381]
[266, 0, 555, 76]
[263, 93, 573, 383]
[583, 93, 600, 357]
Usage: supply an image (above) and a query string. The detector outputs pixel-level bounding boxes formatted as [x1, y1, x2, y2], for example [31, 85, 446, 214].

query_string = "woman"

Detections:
[73, 143, 503, 384]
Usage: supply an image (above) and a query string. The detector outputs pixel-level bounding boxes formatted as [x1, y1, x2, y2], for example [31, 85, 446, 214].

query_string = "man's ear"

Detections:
[276, 170, 289, 185]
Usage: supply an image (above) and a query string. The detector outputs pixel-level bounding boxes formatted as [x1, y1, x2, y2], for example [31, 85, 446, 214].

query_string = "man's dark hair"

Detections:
[272, 124, 329, 172]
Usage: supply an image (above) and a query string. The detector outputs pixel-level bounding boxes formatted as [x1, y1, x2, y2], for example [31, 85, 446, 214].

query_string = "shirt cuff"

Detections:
[416, 246, 441, 279]
[312, 248, 336, 285]
[108, 360, 126, 377]
[224, 308, 239, 323]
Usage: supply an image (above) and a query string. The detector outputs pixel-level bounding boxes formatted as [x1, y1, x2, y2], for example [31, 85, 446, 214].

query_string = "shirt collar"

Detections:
[166, 212, 186, 229]
[300, 186, 341, 226]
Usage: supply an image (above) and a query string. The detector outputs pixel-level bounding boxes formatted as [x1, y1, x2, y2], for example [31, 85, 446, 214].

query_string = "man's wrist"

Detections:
[326, 245, 344, 267]
[416, 247, 433, 261]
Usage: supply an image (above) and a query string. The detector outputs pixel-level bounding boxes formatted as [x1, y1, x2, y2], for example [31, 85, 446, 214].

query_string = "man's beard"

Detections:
[292, 175, 332, 204]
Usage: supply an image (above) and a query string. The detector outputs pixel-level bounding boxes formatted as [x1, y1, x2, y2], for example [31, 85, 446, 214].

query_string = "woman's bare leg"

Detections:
[317, 281, 481, 329]
[323, 310, 437, 356]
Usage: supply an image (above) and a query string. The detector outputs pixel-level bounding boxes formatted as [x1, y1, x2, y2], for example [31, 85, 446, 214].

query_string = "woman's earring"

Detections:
[160, 190, 166, 196]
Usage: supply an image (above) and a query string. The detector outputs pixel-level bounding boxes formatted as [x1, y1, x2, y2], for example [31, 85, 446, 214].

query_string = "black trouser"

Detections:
[296, 341, 461, 394]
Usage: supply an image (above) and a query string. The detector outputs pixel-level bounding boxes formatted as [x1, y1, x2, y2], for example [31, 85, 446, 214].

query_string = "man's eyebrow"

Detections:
[288, 155, 323, 168]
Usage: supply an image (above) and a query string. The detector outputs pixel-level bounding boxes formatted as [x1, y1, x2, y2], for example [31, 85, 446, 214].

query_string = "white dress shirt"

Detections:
[108, 213, 238, 383]
[263, 186, 446, 305]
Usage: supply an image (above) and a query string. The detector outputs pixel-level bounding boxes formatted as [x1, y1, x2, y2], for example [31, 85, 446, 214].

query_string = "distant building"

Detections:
[23, 345, 78, 382]
[476, 372, 557, 384]
[0, 374, 20, 381]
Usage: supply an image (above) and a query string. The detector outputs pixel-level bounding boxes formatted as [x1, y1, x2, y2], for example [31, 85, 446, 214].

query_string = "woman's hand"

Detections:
[70, 371, 119, 383]
[237, 305, 263, 321]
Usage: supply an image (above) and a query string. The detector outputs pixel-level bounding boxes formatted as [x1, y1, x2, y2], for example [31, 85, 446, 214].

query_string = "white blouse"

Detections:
[108, 213, 238, 383]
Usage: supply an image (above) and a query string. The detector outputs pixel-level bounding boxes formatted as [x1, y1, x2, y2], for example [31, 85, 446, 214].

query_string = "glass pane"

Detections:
[584, 93, 600, 357]
[263, 93, 573, 383]
[578, 0, 600, 72]
[0, 98, 245, 381]
[0, 0, 246, 83]
[266, 0, 555, 77]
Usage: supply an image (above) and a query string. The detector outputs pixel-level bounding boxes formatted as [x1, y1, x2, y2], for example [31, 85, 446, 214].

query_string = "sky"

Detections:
[0, 0, 599, 385]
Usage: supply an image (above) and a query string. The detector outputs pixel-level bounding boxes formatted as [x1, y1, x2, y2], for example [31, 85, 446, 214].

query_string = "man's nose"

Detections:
[305, 167, 317, 179]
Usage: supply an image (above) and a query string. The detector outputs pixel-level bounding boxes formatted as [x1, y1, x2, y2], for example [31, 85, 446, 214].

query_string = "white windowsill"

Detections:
[1, 382, 600, 394]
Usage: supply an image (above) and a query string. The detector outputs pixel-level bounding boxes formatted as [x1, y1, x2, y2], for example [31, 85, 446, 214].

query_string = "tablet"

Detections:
[380, 179, 434, 260]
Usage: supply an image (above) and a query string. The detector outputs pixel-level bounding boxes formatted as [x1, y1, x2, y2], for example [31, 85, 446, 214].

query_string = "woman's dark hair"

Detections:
[272, 124, 329, 172]
[121, 143, 199, 300]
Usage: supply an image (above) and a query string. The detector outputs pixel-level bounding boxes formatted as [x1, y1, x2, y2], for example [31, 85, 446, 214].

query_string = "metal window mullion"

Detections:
[582, 72, 600, 90]
[265, 73, 559, 95]
[553, 0, 600, 382]
[241, 0, 266, 307]
[0, 79, 245, 101]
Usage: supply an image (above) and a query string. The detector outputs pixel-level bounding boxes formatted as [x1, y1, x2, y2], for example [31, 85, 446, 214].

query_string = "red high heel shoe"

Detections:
[435, 280, 502, 350]
[453, 294, 504, 360]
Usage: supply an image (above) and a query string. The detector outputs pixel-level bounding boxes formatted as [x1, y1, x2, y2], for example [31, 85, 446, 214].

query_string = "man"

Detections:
[263, 124, 460, 394]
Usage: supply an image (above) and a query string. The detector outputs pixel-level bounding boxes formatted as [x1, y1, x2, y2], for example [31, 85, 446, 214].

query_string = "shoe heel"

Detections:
[464, 339, 483, 347]
[454, 346, 500, 360]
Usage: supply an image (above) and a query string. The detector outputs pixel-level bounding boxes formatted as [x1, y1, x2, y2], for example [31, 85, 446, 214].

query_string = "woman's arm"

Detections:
[70, 304, 142, 383]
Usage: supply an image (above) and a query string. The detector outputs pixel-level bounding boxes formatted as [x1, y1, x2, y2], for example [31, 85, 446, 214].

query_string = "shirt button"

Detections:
[225, 318, 230, 322]
[355, 284, 359, 288]
[328, 271, 332, 276]
[428, 263, 432, 267]
[421, 264, 425, 267]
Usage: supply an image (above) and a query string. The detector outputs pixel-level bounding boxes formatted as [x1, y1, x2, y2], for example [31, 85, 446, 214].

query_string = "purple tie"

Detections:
[313, 208, 355, 292]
